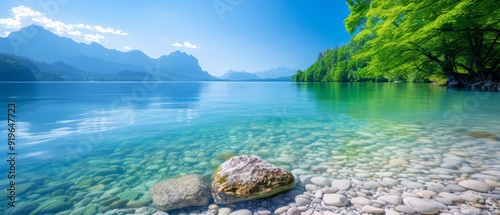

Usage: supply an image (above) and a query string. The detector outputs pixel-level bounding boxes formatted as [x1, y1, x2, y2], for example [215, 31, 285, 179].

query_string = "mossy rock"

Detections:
[211, 155, 295, 204]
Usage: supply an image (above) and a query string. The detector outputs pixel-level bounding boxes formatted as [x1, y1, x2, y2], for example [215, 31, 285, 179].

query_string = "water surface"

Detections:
[0, 82, 499, 213]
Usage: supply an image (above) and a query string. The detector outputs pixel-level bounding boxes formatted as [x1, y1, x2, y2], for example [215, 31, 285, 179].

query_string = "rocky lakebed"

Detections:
[3, 120, 500, 215]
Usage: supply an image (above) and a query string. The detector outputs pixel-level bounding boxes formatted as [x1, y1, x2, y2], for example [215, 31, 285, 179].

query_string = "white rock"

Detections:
[482, 170, 500, 177]
[274, 206, 290, 214]
[350, 197, 371, 206]
[256, 207, 271, 215]
[377, 195, 402, 205]
[362, 205, 384, 214]
[323, 194, 348, 206]
[229, 209, 252, 215]
[403, 197, 439, 215]
[384, 209, 400, 215]
[304, 184, 318, 191]
[152, 212, 168, 215]
[291, 169, 308, 175]
[331, 180, 351, 190]
[395, 205, 415, 214]
[310, 176, 329, 187]
[375, 172, 393, 177]
[447, 184, 466, 192]
[382, 178, 399, 186]
[295, 197, 311, 207]
[442, 156, 464, 165]
[314, 190, 323, 199]
[458, 180, 493, 192]
[438, 192, 464, 203]
[435, 198, 453, 205]
[322, 187, 337, 194]
[412, 190, 437, 199]
[459, 192, 484, 202]
[389, 159, 408, 165]
[218, 208, 233, 215]
[485, 179, 500, 188]
[286, 207, 300, 215]
[401, 180, 425, 189]
[363, 181, 379, 189]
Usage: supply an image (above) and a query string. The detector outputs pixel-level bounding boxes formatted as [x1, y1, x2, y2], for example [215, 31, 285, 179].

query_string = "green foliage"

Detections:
[293, 0, 500, 86]
[0, 54, 37, 81]
[346, 0, 500, 85]
[292, 42, 372, 82]
[0, 53, 65, 81]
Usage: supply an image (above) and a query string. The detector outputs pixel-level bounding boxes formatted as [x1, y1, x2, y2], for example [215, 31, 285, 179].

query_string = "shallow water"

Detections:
[0, 82, 499, 214]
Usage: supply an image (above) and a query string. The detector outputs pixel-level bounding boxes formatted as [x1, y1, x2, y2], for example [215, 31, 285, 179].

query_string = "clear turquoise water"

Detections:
[0, 82, 499, 213]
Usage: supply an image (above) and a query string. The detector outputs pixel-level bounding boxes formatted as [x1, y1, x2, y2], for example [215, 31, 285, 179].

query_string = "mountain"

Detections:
[0, 25, 216, 81]
[254, 67, 297, 79]
[220, 70, 260, 80]
[219, 67, 296, 81]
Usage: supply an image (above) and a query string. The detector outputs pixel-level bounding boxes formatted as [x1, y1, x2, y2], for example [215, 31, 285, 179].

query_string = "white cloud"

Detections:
[84, 34, 105, 43]
[183, 41, 200, 49]
[68, 30, 81, 36]
[172, 42, 183, 47]
[123, 46, 133, 51]
[74, 23, 94, 30]
[0, 5, 129, 39]
[1, 31, 11, 37]
[94, 25, 129, 36]
[172, 41, 201, 49]
[0, 5, 42, 29]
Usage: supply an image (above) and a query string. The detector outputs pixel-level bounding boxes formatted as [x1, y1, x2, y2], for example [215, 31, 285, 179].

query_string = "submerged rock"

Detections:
[29, 196, 72, 215]
[211, 155, 295, 204]
[150, 174, 210, 211]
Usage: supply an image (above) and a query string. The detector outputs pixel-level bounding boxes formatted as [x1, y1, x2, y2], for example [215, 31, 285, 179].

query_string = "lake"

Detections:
[1, 82, 499, 214]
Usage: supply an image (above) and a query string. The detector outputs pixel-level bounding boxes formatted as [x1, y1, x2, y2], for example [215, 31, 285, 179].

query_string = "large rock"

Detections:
[211, 155, 295, 204]
[150, 174, 210, 211]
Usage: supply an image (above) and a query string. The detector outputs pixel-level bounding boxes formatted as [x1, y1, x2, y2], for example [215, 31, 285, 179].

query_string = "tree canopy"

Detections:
[294, 0, 500, 90]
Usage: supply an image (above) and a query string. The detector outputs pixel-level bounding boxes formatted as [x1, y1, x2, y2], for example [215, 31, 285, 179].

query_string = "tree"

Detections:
[346, 0, 500, 89]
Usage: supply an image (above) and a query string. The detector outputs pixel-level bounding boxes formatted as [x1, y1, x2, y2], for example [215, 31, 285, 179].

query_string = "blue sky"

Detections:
[0, 0, 351, 76]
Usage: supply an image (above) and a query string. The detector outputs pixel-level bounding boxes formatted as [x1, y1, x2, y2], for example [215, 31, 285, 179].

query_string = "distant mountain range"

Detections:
[220, 70, 260, 80]
[219, 67, 297, 81]
[0, 25, 216, 81]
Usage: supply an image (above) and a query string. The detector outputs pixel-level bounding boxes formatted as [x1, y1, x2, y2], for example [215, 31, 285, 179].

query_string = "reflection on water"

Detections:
[0, 82, 499, 214]
[0, 82, 207, 162]
[0, 82, 498, 164]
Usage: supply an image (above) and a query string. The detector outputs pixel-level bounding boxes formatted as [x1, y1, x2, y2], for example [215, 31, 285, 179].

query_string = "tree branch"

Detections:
[436, 28, 500, 33]
[485, 33, 500, 59]
[457, 63, 476, 74]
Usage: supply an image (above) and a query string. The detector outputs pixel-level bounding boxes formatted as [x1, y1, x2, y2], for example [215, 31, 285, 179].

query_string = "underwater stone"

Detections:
[29, 196, 72, 215]
[211, 155, 295, 204]
[150, 174, 210, 211]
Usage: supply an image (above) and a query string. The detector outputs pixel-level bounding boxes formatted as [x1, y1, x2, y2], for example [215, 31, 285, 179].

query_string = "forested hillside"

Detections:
[0, 54, 64, 81]
[293, 0, 500, 90]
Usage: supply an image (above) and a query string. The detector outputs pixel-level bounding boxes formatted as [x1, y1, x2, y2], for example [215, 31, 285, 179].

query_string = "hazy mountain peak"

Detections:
[220, 70, 259, 80]
[0, 25, 216, 81]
